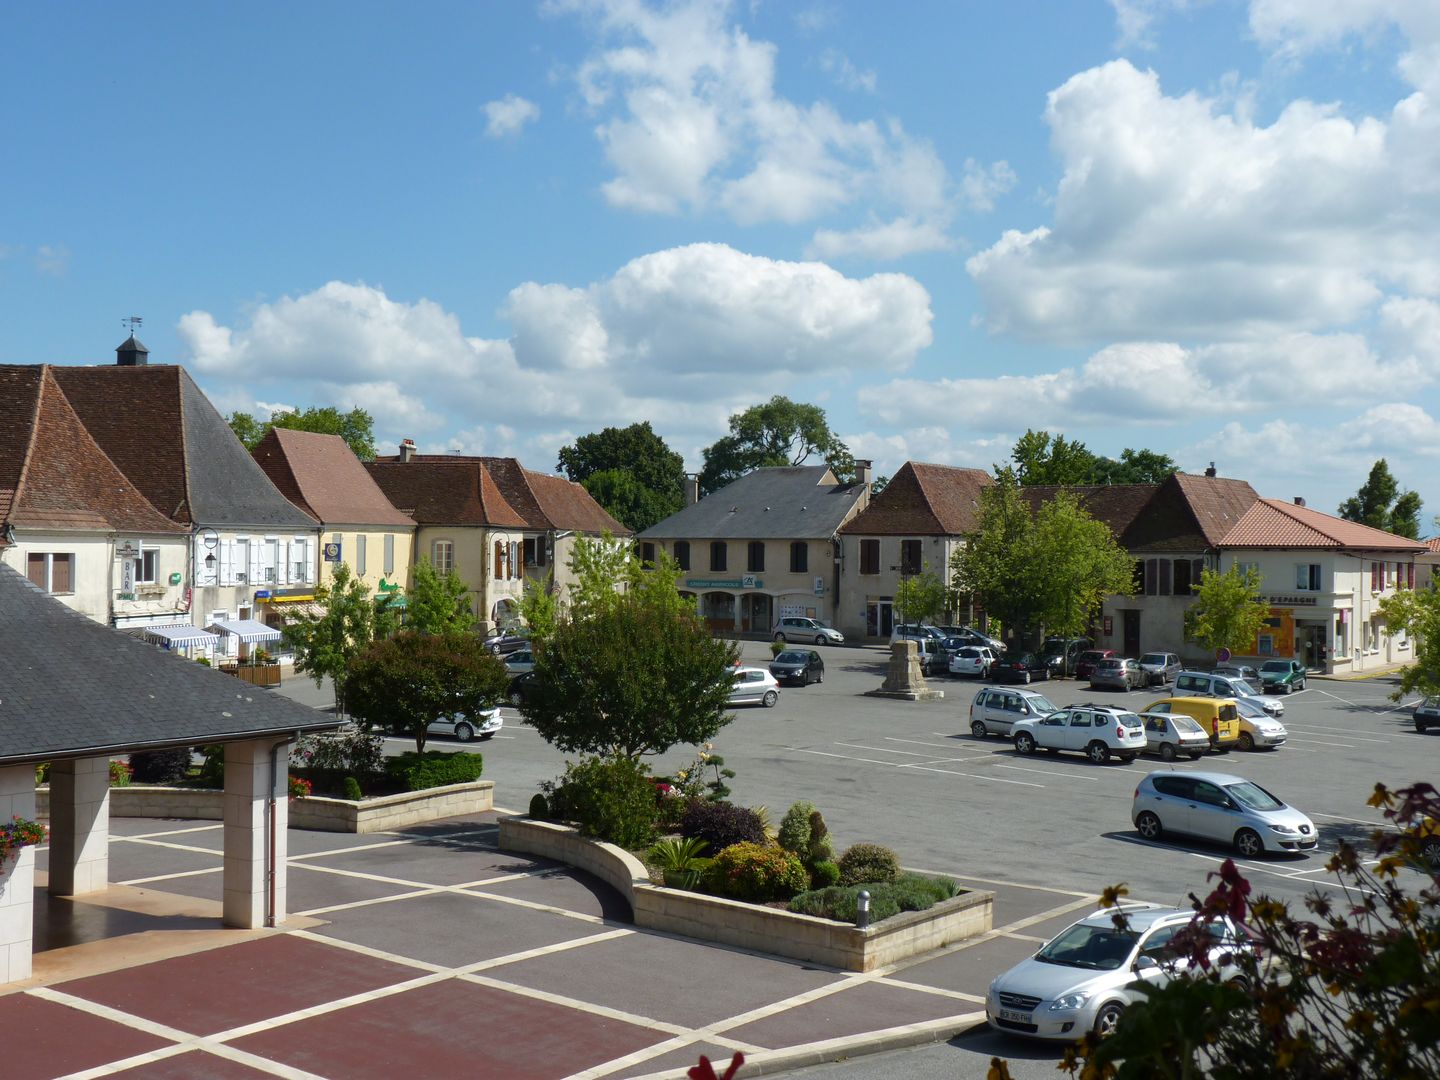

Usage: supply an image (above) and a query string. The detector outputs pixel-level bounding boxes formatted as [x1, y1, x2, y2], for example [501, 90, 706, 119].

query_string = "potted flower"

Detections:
[0, 816, 47, 872]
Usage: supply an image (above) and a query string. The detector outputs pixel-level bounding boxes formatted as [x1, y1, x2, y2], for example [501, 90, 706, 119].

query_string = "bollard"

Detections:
[856, 889, 871, 929]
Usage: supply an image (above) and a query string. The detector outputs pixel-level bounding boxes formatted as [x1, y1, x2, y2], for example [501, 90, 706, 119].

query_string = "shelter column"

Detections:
[223, 738, 289, 929]
[0, 765, 37, 984]
[48, 756, 110, 895]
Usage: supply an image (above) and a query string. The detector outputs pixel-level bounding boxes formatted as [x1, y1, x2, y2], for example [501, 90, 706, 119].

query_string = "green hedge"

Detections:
[787, 873, 960, 922]
[384, 751, 485, 792]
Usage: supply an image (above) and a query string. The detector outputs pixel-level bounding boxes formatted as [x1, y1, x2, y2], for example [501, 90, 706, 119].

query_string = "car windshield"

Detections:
[1231, 680, 1260, 696]
[1225, 781, 1285, 812]
[1260, 661, 1289, 672]
[1172, 716, 1205, 734]
[1234, 697, 1267, 718]
[1035, 924, 1139, 970]
[1025, 694, 1058, 713]
[775, 651, 808, 663]
[1139, 653, 1165, 665]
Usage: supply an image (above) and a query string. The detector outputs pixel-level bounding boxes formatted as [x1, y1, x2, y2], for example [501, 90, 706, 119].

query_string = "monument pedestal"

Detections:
[864, 639, 944, 702]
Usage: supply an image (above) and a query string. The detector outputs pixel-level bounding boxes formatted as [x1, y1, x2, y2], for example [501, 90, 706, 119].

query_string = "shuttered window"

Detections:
[674, 541, 690, 571]
[384, 534, 395, 575]
[860, 539, 879, 575]
[790, 542, 808, 573]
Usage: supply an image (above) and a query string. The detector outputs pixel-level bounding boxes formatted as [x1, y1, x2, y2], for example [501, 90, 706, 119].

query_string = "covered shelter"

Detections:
[0, 565, 343, 985]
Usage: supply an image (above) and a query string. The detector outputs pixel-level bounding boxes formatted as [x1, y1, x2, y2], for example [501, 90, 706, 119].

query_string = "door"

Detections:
[1037, 710, 1070, 750]
[1187, 779, 1238, 843]
[1123, 610, 1141, 658]
[1065, 709, 1095, 752]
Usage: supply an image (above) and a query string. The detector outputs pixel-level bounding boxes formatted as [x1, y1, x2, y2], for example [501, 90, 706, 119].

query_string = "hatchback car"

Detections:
[769, 649, 824, 686]
[992, 652, 1052, 684]
[1212, 663, 1261, 683]
[969, 687, 1058, 739]
[1090, 658, 1145, 691]
[773, 617, 843, 645]
[1075, 649, 1117, 680]
[1137, 652, 1181, 687]
[1132, 771, 1318, 856]
[730, 667, 780, 707]
[986, 904, 1252, 1041]
[949, 645, 997, 679]
[1139, 712, 1210, 761]
[1416, 698, 1440, 734]
[1232, 696, 1289, 751]
[504, 648, 536, 676]
[1012, 704, 1147, 764]
[1259, 659, 1307, 694]
[422, 707, 502, 743]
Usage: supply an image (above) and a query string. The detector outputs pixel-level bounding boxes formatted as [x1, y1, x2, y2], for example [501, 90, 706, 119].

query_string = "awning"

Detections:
[268, 601, 326, 619]
[145, 625, 221, 649]
[207, 618, 284, 644]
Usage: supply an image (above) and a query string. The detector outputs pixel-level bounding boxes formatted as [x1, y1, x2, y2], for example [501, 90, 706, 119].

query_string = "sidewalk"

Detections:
[8, 811, 1097, 1080]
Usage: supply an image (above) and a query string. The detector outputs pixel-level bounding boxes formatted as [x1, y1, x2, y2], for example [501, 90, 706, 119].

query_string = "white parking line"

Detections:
[834, 741, 938, 757]
[1282, 723, 1398, 741]
[787, 746, 898, 767]
[784, 746, 1043, 787]
[1285, 737, 1358, 749]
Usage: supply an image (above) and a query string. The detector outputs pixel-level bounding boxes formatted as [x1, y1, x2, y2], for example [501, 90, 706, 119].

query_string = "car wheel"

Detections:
[1014, 732, 1036, 755]
[1086, 741, 1111, 764]
[773, 633, 785, 643]
[1189, 753, 1205, 761]
[762, 690, 778, 708]
[1158, 742, 1177, 762]
[1136, 811, 1163, 840]
[454, 722, 474, 743]
[817, 670, 824, 684]
[1298, 679, 1306, 691]
[1093, 1002, 1125, 1039]
[1418, 718, 1429, 734]
[1238, 732, 1255, 752]
[1227, 975, 1250, 992]
[1421, 838, 1440, 868]
[509, 688, 523, 707]
[971, 720, 988, 739]
[1021, 670, 1031, 684]
[1234, 828, 1265, 858]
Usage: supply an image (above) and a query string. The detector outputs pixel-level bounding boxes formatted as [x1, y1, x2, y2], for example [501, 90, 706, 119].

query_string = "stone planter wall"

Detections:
[36, 781, 493, 834]
[498, 817, 992, 972]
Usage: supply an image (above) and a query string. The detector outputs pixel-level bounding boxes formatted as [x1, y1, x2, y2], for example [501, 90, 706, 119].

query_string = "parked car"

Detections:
[504, 649, 536, 676]
[422, 706, 502, 743]
[891, 623, 948, 646]
[1231, 696, 1289, 751]
[1090, 658, 1145, 691]
[484, 627, 531, 656]
[986, 904, 1253, 1040]
[507, 671, 540, 707]
[1075, 649, 1117, 680]
[1212, 663, 1261, 683]
[1142, 696, 1240, 753]
[1139, 712, 1210, 761]
[991, 652, 1052, 684]
[1259, 659, 1308, 694]
[969, 687, 1058, 739]
[949, 645, 997, 679]
[1410, 817, 1440, 867]
[935, 636, 970, 667]
[1132, 771, 1318, 856]
[1415, 698, 1440, 734]
[730, 667, 780, 707]
[1042, 636, 1092, 677]
[769, 649, 824, 686]
[773, 617, 844, 645]
[954, 626, 1006, 653]
[1174, 670, 1284, 717]
[1137, 652, 1181, 686]
[1012, 704, 1147, 764]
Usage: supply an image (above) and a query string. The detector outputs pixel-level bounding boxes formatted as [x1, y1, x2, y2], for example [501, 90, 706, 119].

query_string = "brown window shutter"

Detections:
[52, 554, 73, 593]
[27, 553, 46, 588]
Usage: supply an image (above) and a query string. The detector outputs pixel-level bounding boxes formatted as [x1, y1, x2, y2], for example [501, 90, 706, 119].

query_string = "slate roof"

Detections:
[839, 462, 991, 537]
[0, 564, 340, 764]
[1219, 499, 1430, 552]
[368, 453, 628, 535]
[0, 366, 186, 542]
[51, 364, 318, 529]
[641, 466, 866, 540]
[253, 428, 414, 528]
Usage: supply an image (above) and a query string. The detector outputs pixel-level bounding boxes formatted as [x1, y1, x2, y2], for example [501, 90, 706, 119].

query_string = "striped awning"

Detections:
[145, 624, 221, 649]
[206, 618, 283, 645]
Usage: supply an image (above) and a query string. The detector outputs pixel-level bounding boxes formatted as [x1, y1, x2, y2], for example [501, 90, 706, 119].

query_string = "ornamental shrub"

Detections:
[385, 750, 484, 792]
[680, 800, 766, 852]
[837, 842, 901, 886]
[343, 776, 364, 801]
[128, 748, 192, 785]
[778, 801, 816, 855]
[528, 792, 549, 820]
[296, 728, 385, 777]
[807, 809, 834, 865]
[549, 755, 657, 849]
[198, 745, 225, 787]
[700, 841, 809, 903]
[809, 859, 841, 889]
[788, 874, 960, 922]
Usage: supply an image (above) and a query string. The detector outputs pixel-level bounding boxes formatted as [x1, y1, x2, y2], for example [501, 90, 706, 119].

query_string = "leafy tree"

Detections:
[950, 475, 1043, 643]
[699, 396, 854, 495]
[1379, 584, 1440, 702]
[557, 422, 686, 531]
[283, 563, 390, 718]
[346, 631, 510, 752]
[1090, 447, 1180, 485]
[1339, 458, 1422, 538]
[1007, 429, 1098, 486]
[893, 570, 948, 626]
[403, 557, 474, 635]
[870, 474, 890, 494]
[517, 572, 561, 645]
[228, 405, 378, 460]
[1185, 566, 1270, 658]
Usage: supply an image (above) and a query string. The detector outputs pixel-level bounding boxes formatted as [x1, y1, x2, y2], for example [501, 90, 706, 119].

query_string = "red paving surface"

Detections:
[230, 978, 671, 1080]
[6, 994, 171, 1080]
[106, 1052, 284, 1078]
[57, 935, 421, 1036]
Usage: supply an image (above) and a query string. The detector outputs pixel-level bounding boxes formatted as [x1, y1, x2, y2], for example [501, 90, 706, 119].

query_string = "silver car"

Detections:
[1139, 712, 1210, 761]
[968, 687, 1057, 739]
[729, 667, 780, 708]
[949, 645, 996, 678]
[987, 905, 1251, 1040]
[773, 616, 844, 645]
[1137, 652, 1180, 686]
[1090, 658, 1145, 691]
[1132, 771, 1318, 856]
[1232, 696, 1288, 751]
[1174, 670, 1283, 717]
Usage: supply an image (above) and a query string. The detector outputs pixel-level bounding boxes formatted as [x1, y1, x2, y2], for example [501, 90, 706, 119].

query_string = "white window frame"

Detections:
[136, 545, 160, 585]
[260, 537, 280, 585]
[433, 539, 454, 575]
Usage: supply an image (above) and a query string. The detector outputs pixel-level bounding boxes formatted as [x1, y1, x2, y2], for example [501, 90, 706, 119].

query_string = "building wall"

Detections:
[317, 526, 415, 592]
[1097, 552, 1213, 665]
[110, 535, 191, 627]
[412, 524, 532, 632]
[650, 536, 841, 633]
[836, 534, 962, 639]
[193, 526, 320, 654]
[0, 531, 114, 623]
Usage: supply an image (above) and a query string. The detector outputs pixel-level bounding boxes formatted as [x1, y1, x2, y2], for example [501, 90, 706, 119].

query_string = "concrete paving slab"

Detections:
[4, 992, 172, 1080]
[467, 864, 631, 921]
[962, 880, 1093, 927]
[108, 842, 220, 884]
[309, 890, 609, 967]
[297, 839, 550, 886]
[229, 977, 670, 1080]
[723, 979, 974, 1050]
[887, 933, 1039, 995]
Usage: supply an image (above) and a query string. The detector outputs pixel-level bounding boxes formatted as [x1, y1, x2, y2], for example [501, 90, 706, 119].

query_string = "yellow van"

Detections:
[1140, 696, 1240, 752]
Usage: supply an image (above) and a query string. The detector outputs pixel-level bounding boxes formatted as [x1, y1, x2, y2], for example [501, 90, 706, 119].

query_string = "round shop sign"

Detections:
[1216, 647, 1232, 663]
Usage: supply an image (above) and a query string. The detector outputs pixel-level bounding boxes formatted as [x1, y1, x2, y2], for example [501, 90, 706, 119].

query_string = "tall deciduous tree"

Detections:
[1185, 566, 1270, 658]
[557, 423, 686, 531]
[228, 405, 378, 460]
[1005, 429, 1178, 486]
[699, 396, 854, 495]
[404, 557, 474, 635]
[1339, 459, 1422, 538]
[346, 632, 510, 752]
[1378, 585, 1440, 702]
[893, 570, 948, 626]
[283, 563, 390, 718]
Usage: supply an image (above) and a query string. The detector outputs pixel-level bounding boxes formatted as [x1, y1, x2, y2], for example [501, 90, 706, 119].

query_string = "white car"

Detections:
[425, 707, 502, 743]
[1012, 704, 1147, 764]
[773, 617, 844, 645]
[730, 667, 780, 708]
[949, 645, 997, 678]
[1232, 696, 1288, 751]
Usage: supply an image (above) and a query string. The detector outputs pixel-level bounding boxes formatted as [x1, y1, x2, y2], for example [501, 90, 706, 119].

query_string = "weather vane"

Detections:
[123, 315, 143, 336]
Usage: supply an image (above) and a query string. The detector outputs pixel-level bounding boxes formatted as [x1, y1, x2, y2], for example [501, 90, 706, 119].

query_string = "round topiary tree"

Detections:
[837, 842, 901, 887]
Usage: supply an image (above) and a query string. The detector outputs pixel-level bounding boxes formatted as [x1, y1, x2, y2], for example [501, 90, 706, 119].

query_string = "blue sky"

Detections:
[6, 1, 1439, 522]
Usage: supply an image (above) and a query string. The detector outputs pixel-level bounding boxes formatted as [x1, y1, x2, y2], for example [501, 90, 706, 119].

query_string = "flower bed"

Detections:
[499, 817, 992, 972]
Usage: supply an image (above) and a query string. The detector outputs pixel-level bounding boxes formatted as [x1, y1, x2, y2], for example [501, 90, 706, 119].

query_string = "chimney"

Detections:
[685, 474, 700, 506]
[1294, 496, 1306, 507]
[116, 334, 149, 366]
[1204, 462, 1217, 478]
[855, 458, 873, 487]
[399, 438, 417, 463]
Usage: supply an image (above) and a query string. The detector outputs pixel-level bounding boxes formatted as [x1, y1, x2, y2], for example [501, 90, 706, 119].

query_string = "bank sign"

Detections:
[685, 577, 763, 589]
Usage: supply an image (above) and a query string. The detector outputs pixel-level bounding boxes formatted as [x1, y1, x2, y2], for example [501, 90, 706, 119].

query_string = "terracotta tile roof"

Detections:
[1171, 473, 1261, 547]
[253, 429, 414, 528]
[0, 366, 186, 540]
[1220, 499, 1430, 551]
[1021, 483, 1157, 539]
[840, 462, 991, 536]
[1424, 537, 1440, 553]
[524, 470, 629, 535]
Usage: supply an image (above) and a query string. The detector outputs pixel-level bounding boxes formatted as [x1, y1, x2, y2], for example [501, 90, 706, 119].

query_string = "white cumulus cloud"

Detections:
[482, 93, 540, 137]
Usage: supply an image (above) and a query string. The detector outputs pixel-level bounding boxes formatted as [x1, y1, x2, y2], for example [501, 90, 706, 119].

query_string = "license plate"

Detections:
[999, 1008, 1032, 1023]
